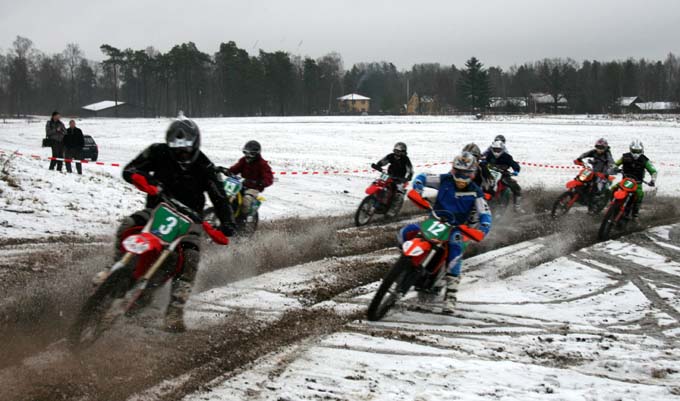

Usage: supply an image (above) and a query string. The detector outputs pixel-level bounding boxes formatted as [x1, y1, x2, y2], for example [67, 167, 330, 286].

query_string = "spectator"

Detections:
[64, 120, 85, 174]
[45, 111, 65, 171]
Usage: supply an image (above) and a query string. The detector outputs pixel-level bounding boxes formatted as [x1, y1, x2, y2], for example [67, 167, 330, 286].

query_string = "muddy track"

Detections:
[1, 191, 679, 400]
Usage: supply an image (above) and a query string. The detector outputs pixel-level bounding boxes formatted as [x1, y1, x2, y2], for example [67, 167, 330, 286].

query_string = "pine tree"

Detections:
[456, 57, 491, 111]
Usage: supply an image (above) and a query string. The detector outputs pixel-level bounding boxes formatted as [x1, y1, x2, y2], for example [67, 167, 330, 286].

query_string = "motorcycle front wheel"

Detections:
[68, 266, 132, 350]
[551, 191, 577, 219]
[598, 202, 622, 241]
[367, 256, 416, 321]
[355, 196, 376, 227]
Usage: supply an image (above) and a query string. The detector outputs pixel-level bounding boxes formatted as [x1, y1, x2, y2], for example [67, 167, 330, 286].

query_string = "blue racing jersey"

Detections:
[413, 173, 492, 234]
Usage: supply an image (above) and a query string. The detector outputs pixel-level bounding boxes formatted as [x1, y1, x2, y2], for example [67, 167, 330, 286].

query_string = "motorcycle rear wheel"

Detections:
[355, 196, 376, 227]
[68, 267, 132, 350]
[367, 256, 415, 321]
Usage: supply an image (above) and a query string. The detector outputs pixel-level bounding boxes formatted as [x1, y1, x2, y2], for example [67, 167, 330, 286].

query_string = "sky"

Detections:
[1, 0, 680, 69]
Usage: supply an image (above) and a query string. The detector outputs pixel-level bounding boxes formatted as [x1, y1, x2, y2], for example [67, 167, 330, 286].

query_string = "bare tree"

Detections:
[63, 43, 83, 112]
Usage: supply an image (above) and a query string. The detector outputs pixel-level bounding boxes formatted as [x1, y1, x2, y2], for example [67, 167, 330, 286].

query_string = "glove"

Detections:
[574, 159, 584, 166]
[202, 222, 230, 245]
[512, 171, 519, 176]
[412, 180, 424, 192]
[131, 173, 159, 196]
[371, 163, 382, 171]
[649, 180, 655, 187]
[480, 222, 491, 236]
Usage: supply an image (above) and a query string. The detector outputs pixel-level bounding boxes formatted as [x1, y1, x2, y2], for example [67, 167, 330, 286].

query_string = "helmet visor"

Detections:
[595, 145, 606, 150]
[630, 148, 643, 154]
[393, 148, 406, 156]
[453, 169, 473, 184]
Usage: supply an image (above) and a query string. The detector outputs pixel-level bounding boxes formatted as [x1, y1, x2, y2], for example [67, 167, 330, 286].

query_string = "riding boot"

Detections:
[165, 248, 199, 333]
[442, 275, 460, 314]
[513, 196, 525, 214]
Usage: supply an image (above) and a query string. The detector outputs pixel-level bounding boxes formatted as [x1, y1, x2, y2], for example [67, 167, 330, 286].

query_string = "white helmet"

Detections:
[490, 140, 505, 158]
[452, 151, 477, 188]
[630, 139, 644, 160]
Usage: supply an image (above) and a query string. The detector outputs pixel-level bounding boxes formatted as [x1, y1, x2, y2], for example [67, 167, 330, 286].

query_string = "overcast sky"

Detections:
[2, 0, 679, 69]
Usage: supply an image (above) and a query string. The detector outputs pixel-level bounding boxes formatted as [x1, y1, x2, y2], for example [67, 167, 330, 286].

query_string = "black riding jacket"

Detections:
[375, 153, 414, 182]
[123, 143, 234, 227]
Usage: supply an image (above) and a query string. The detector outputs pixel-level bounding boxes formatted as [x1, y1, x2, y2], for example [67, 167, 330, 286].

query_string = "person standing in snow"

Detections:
[223, 140, 274, 225]
[371, 142, 413, 217]
[64, 120, 85, 174]
[45, 111, 66, 171]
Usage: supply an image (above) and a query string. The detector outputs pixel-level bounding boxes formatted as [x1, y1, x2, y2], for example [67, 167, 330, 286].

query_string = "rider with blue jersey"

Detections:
[399, 152, 492, 313]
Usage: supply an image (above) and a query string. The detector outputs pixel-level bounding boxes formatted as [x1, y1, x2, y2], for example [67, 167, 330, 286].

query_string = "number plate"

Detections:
[421, 218, 452, 242]
[150, 205, 192, 243]
[224, 177, 243, 197]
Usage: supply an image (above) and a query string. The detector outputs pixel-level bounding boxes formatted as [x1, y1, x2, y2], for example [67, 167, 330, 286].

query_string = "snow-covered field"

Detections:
[172, 223, 680, 401]
[1, 115, 679, 240]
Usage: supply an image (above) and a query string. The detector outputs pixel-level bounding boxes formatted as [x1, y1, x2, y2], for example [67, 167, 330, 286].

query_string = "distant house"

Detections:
[617, 96, 643, 113]
[82, 100, 135, 117]
[406, 93, 438, 115]
[633, 101, 680, 113]
[528, 93, 568, 113]
[337, 93, 370, 114]
[489, 97, 527, 112]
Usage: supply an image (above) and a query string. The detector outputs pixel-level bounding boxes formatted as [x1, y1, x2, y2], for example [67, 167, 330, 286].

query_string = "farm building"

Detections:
[337, 93, 370, 114]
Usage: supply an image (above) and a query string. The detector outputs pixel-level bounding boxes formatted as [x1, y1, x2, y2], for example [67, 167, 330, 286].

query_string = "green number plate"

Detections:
[421, 218, 452, 241]
[224, 177, 243, 197]
[623, 180, 635, 189]
[150, 205, 192, 243]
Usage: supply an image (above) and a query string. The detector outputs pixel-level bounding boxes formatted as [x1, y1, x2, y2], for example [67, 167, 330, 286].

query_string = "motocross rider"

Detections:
[399, 151, 492, 314]
[107, 119, 235, 332]
[463, 143, 492, 194]
[573, 138, 616, 213]
[611, 139, 657, 221]
[224, 140, 274, 225]
[481, 139, 523, 212]
[371, 142, 414, 217]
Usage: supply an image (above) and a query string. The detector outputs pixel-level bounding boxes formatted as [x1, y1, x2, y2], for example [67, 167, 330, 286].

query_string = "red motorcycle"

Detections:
[354, 167, 407, 226]
[598, 175, 649, 241]
[366, 190, 484, 321]
[69, 192, 228, 349]
[484, 165, 513, 215]
[551, 162, 614, 218]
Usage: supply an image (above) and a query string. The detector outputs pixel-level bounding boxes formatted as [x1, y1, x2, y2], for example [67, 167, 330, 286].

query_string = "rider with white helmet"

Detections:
[612, 139, 658, 219]
[482, 139, 523, 212]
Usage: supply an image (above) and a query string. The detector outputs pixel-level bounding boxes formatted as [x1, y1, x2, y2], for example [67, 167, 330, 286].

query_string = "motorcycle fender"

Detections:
[566, 180, 583, 189]
[402, 239, 432, 266]
[122, 233, 163, 255]
[613, 190, 628, 200]
[366, 185, 380, 195]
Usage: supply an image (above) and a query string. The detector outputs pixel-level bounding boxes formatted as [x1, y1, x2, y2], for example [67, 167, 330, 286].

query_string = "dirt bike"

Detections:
[551, 162, 613, 218]
[204, 167, 264, 236]
[484, 165, 513, 215]
[68, 193, 228, 349]
[354, 167, 407, 227]
[598, 175, 650, 241]
[366, 189, 484, 321]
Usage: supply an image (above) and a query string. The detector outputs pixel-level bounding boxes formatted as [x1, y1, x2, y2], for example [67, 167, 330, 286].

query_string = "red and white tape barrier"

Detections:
[3, 148, 675, 176]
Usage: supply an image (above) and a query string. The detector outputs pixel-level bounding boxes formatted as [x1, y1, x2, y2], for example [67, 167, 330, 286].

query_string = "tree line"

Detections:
[1, 35, 679, 117]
